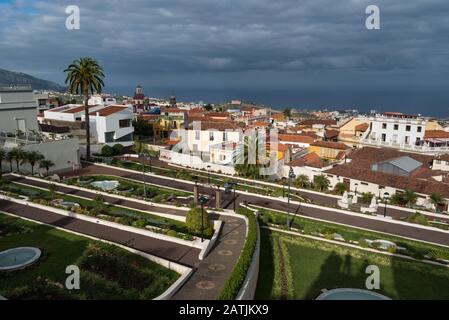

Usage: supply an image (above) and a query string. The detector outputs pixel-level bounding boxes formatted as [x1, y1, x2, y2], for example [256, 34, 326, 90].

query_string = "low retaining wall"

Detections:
[199, 220, 223, 260]
[236, 205, 260, 300]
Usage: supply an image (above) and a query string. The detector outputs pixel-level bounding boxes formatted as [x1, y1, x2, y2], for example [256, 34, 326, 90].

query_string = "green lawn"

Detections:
[256, 229, 449, 300]
[0, 214, 179, 300]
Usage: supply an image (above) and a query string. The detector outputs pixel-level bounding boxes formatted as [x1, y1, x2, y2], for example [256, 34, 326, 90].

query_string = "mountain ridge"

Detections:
[0, 68, 65, 91]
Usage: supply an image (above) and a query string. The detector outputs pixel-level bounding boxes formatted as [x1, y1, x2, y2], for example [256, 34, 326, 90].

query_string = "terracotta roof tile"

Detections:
[279, 134, 315, 144]
[289, 152, 328, 169]
[310, 141, 349, 150]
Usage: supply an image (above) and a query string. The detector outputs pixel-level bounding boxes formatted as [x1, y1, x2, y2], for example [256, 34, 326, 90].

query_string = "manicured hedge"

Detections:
[217, 207, 258, 300]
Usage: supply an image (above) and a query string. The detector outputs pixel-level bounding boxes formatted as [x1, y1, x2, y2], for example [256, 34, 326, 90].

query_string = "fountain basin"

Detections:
[91, 180, 119, 191]
[0, 247, 41, 271]
[316, 288, 391, 300]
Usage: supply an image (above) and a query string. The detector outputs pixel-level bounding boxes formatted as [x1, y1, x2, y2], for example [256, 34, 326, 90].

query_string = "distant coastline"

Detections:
[104, 85, 449, 118]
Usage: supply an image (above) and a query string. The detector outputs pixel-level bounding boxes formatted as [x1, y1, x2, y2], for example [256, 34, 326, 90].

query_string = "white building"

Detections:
[88, 94, 117, 106]
[359, 112, 426, 149]
[0, 85, 80, 173]
[42, 104, 134, 147]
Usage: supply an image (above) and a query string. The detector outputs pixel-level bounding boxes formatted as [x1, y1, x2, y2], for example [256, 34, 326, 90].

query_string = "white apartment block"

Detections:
[359, 113, 426, 149]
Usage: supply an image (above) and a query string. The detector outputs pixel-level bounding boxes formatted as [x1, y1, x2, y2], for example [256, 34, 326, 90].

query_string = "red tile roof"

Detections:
[355, 123, 369, 132]
[325, 129, 339, 139]
[90, 106, 129, 117]
[425, 130, 449, 139]
[310, 141, 349, 150]
[279, 134, 315, 144]
[289, 152, 328, 169]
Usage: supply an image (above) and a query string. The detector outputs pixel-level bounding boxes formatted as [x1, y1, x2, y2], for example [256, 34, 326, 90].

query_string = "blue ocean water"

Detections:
[105, 86, 449, 118]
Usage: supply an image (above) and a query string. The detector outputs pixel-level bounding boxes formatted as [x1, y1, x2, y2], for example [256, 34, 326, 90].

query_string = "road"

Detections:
[62, 163, 449, 247]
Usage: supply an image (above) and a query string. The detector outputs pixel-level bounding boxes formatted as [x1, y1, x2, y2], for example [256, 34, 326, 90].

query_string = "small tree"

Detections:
[48, 184, 57, 200]
[361, 192, 375, 204]
[101, 145, 114, 157]
[112, 144, 124, 156]
[294, 175, 310, 188]
[314, 175, 330, 192]
[39, 159, 55, 176]
[403, 189, 418, 208]
[333, 182, 348, 195]
[186, 207, 213, 238]
[430, 192, 443, 211]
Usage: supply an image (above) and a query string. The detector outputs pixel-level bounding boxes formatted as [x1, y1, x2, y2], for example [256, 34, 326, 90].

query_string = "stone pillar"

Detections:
[216, 189, 221, 209]
[193, 184, 198, 205]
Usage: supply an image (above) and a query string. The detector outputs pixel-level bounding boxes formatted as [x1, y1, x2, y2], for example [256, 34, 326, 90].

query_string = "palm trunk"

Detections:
[16, 160, 19, 172]
[31, 164, 34, 176]
[85, 94, 91, 161]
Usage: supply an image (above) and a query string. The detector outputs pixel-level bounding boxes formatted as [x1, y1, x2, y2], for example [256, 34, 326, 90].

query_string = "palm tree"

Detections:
[5, 151, 13, 173]
[314, 175, 330, 192]
[294, 174, 310, 188]
[403, 189, 418, 208]
[39, 159, 55, 176]
[64, 57, 105, 161]
[334, 182, 348, 195]
[430, 192, 443, 211]
[24, 151, 44, 176]
[0, 148, 6, 178]
[8, 148, 25, 173]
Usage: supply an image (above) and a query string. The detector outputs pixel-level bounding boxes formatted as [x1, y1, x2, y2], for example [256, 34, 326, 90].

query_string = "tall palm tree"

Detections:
[24, 151, 44, 176]
[0, 148, 6, 178]
[39, 159, 55, 176]
[64, 57, 105, 161]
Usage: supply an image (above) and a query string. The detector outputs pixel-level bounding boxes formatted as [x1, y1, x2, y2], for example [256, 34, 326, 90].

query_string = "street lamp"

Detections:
[281, 177, 286, 198]
[207, 165, 211, 185]
[148, 154, 152, 173]
[354, 183, 359, 196]
[383, 192, 390, 218]
[198, 195, 208, 242]
[287, 166, 296, 229]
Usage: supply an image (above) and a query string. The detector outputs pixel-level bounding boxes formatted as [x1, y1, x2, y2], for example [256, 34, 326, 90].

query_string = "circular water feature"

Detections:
[0, 247, 41, 271]
[91, 180, 119, 191]
[316, 288, 391, 300]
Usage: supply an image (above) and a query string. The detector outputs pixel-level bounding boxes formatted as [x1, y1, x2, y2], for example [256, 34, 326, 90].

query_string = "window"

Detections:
[209, 131, 214, 141]
[405, 136, 410, 144]
[16, 119, 26, 132]
[394, 124, 399, 130]
[381, 133, 386, 142]
[406, 125, 411, 132]
[417, 126, 422, 133]
[104, 131, 115, 143]
[382, 123, 387, 129]
[220, 155, 226, 161]
[436, 160, 441, 165]
[119, 119, 131, 128]
[195, 130, 200, 140]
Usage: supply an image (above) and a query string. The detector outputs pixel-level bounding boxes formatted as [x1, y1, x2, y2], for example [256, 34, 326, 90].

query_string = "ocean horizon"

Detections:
[105, 85, 449, 119]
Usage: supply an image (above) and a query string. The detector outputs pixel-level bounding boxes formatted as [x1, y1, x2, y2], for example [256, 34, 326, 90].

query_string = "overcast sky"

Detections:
[1, 0, 449, 105]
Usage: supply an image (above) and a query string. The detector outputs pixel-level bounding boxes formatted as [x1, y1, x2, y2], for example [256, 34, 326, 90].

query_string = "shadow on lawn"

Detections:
[303, 251, 370, 300]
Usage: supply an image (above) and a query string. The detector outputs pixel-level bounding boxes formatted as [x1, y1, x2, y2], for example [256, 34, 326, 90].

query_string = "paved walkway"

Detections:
[0, 199, 200, 267]
[66, 163, 449, 247]
[172, 214, 246, 300]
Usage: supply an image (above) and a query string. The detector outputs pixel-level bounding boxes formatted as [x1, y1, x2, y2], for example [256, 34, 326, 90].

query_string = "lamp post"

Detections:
[287, 166, 295, 229]
[207, 165, 211, 185]
[383, 192, 390, 218]
[148, 154, 152, 173]
[198, 195, 208, 242]
[282, 177, 286, 198]
[354, 183, 359, 196]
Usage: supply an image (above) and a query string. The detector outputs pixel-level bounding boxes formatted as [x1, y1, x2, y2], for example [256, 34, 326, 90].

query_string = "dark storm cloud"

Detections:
[1, 0, 449, 87]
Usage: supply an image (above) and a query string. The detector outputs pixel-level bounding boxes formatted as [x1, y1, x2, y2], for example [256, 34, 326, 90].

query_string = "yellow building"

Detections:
[309, 141, 350, 160]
